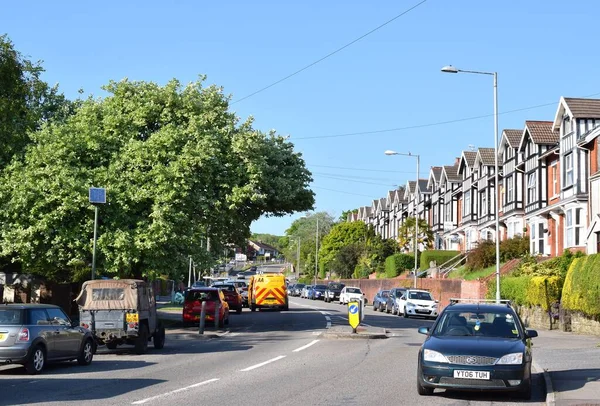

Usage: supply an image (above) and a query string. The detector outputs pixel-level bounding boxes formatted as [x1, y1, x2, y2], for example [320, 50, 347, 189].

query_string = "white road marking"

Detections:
[239, 355, 286, 372]
[292, 340, 320, 352]
[131, 378, 220, 404]
[217, 331, 230, 337]
[228, 332, 240, 337]
[326, 321, 331, 329]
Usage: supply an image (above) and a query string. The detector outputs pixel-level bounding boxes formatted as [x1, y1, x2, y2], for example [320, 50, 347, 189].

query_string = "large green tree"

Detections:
[318, 221, 368, 272]
[0, 77, 314, 282]
[398, 216, 434, 252]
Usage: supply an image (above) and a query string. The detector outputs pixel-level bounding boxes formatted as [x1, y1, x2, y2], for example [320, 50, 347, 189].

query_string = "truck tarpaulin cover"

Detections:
[75, 279, 142, 310]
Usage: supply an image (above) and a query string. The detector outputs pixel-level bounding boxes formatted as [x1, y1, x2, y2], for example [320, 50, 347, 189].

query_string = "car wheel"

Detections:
[392, 306, 397, 315]
[25, 345, 45, 375]
[250, 304, 256, 312]
[106, 341, 118, 350]
[135, 325, 149, 355]
[153, 323, 166, 349]
[417, 369, 434, 396]
[77, 339, 94, 366]
[404, 308, 409, 318]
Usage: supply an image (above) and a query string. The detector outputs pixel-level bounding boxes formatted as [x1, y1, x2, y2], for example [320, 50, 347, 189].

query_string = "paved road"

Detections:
[0, 297, 546, 406]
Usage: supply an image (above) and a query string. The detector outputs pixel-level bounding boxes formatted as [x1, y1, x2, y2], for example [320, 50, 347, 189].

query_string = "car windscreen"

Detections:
[432, 310, 521, 338]
[409, 291, 432, 301]
[0, 309, 23, 325]
[328, 283, 344, 290]
[381, 291, 390, 297]
[185, 290, 219, 301]
[394, 290, 404, 297]
[346, 288, 361, 294]
[92, 288, 125, 301]
[295, 284, 305, 289]
[314, 285, 327, 289]
[214, 284, 236, 292]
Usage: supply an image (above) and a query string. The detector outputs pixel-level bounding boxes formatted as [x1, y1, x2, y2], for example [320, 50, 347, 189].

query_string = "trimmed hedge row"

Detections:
[419, 250, 460, 270]
[385, 253, 415, 278]
[487, 274, 562, 310]
[562, 254, 600, 317]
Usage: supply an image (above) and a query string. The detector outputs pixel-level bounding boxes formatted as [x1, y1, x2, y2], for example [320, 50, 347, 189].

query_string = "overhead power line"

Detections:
[309, 163, 427, 174]
[294, 91, 600, 140]
[312, 186, 376, 198]
[232, 0, 428, 104]
[312, 171, 402, 182]
[316, 173, 397, 187]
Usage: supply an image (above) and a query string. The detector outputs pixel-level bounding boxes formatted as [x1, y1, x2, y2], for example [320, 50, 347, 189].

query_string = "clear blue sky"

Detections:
[3, 0, 599, 236]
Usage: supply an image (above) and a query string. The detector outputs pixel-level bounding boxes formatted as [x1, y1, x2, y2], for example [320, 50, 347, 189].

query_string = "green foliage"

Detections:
[328, 243, 364, 279]
[420, 250, 460, 270]
[397, 217, 434, 252]
[512, 250, 584, 278]
[0, 77, 314, 282]
[318, 221, 368, 272]
[251, 233, 284, 252]
[385, 253, 414, 278]
[487, 275, 532, 306]
[339, 209, 358, 222]
[499, 235, 529, 261]
[466, 240, 496, 271]
[527, 276, 562, 311]
[562, 254, 600, 317]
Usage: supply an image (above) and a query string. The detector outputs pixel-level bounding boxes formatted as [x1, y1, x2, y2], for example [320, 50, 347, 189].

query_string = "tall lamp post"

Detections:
[384, 151, 419, 289]
[88, 187, 106, 280]
[441, 65, 501, 303]
[315, 216, 319, 286]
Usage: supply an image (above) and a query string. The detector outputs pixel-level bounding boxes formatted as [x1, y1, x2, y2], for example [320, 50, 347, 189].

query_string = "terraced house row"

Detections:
[347, 97, 600, 257]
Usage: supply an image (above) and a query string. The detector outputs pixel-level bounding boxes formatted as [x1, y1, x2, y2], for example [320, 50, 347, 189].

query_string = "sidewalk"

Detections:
[533, 329, 600, 405]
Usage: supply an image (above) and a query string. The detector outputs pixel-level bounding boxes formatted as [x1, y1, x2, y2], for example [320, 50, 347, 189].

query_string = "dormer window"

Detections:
[563, 115, 572, 136]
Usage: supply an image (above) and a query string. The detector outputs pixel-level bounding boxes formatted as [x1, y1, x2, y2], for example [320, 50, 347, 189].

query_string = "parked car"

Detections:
[183, 288, 230, 327]
[324, 282, 345, 303]
[417, 299, 538, 399]
[398, 289, 438, 319]
[372, 289, 390, 311]
[386, 287, 408, 315]
[309, 284, 327, 300]
[339, 287, 365, 304]
[0, 304, 95, 374]
[292, 284, 305, 297]
[212, 283, 243, 314]
[301, 285, 313, 299]
[287, 284, 296, 296]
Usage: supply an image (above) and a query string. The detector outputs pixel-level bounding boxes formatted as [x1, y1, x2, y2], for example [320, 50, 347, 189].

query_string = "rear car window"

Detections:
[328, 283, 344, 290]
[347, 288, 361, 293]
[0, 309, 23, 325]
[92, 288, 125, 300]
[186, 290, 219, 301]
[28, 309, 49, 325]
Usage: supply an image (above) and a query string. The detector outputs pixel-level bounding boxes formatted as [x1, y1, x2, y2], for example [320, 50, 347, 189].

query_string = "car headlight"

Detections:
[406, 302, 416, 307]
[496, 353, 523, 365]
[423, 349, 449, 363]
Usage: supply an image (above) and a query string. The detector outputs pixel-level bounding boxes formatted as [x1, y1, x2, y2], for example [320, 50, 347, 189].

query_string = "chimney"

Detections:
[455, 157, 461, 165]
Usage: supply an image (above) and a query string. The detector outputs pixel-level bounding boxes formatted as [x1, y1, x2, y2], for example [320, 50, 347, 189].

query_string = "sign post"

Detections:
[89, 187, 106, 280]
[348, 301, 360, 334]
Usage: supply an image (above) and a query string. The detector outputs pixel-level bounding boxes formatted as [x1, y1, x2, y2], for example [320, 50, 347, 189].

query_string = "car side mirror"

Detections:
[418, 327, 430, 335]
[525, 329, 538, 338]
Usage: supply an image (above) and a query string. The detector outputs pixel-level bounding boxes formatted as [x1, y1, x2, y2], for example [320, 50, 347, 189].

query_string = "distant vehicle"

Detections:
[212, 283, 243, 314]
[398, 289, 438, 319]
[324, 282, 345, 303]
[76, 279, 165, 354]
[183, 288, 230, 327]
[417, 299, 538, 399]
[291, 283, 305, 297]
[309, 285, 327, 300]
[386, 287, 408, 315]
[247, 273, 288, 311]
[372, 289, 390, 311]
[339, 287, 365, 305]
[0, 304, 95, 374]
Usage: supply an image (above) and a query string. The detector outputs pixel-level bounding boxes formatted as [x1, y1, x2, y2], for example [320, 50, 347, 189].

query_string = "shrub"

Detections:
[562, 254, 600, 317]
[526, 276, 562, 310]
[487, 275, 532, 305]
[466, 240, 496, 271]
[385, 253, 414, 278]
[500, 235, 529, 261]
[420, 250, 460, 270]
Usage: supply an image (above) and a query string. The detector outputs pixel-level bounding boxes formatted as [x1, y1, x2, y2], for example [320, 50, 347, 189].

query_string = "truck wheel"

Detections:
[77, 339, 94, 366]
[135, 325, 149, 355]
[153, 323, 165, 349]
[106, 342, 118, 350]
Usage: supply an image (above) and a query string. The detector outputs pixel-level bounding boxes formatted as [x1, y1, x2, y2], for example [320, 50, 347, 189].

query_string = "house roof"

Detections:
[407, 180, 416, 194]
[503, 129, 523, 148]
[442, 165, 461, 182]
[431, 166, 443, 182]
[477, 147, 496, 166]
[417, 179, 430, 193]
[249, 240, 278, 252]
[464, 151, 477, 167]
[394, 186, 407, 204]
[379, 197, 388, 211]
[553, 97, 600, 130]
[525, 120, 558, 145]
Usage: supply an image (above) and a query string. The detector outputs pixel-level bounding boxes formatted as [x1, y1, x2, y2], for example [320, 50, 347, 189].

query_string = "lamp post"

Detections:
[88, 187, 106, 280]
[290, 237, 301, 279]
[315, 216, 319, 286]
[384, 151, 419, 288]
[441, 65, 501, 303]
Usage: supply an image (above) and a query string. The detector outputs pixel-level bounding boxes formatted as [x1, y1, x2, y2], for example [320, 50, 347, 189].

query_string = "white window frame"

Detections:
[464, 191, 471, 216]
[565, 207, 584, 247]
[564, 153, 574, 187]
[506, 176, 513, 204]
[527, 173, 537, 204]
[551, 163, 559, 197]
[481, 192, 487, 216]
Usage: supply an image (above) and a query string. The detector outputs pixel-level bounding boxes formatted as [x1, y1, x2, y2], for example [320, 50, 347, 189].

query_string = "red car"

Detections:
[183, 288, 230, 327]
[213, 283, 243, 314]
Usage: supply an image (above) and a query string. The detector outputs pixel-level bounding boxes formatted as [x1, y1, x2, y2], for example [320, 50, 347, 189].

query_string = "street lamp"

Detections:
[441, 65, 501, 303]
[384, 150, 419, 289]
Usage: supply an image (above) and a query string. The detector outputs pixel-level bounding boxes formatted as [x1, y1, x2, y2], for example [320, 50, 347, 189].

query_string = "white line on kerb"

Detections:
[239, 355, 286, 372]
[131, 378, 220, 404]
[326, 321, 331, 329]
[293, 340, 320, 352]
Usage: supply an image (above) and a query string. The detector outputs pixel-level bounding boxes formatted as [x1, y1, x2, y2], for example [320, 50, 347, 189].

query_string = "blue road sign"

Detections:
[349, 303, 359, 314]
[89, 187, 106, 204]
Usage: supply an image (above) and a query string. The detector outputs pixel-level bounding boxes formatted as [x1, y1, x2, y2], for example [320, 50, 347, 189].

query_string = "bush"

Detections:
[527, 276, 562, 311]
[420, 250, 460, 270]
[487, 275, 532, 305]
[500, 235, 529, 261]
[466, 240, 496, 271]
[562, 254, 600, 317]
[385, 253, 414, 278]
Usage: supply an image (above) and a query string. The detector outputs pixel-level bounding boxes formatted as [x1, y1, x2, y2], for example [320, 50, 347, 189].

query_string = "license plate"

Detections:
[416, 309, 429, 313]
[0, 333, 5, 341]
[126, 313, 139, 322]
[453, 370, 490, 380]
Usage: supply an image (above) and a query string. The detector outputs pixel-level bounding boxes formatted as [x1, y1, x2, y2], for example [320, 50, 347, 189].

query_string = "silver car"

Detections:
[0, 304, 95, 374]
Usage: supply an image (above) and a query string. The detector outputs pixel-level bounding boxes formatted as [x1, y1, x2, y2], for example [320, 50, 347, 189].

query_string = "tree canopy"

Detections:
[0, 62, 314, 282]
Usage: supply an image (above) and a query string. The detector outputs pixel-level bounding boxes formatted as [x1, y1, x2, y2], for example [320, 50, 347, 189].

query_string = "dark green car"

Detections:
[417, 300, 538, 399]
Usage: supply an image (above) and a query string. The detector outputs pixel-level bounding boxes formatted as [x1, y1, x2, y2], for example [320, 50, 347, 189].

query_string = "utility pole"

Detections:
[296, 238, 301, 280]
[315, 216, 319, 285]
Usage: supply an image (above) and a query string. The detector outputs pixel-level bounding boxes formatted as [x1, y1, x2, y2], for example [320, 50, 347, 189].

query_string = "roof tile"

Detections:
[564, 97, 600, 118]
[526, 120, 558, 145]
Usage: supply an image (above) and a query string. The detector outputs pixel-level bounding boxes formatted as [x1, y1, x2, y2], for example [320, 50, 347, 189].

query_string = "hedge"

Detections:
[385, 253, 415, 278]
[487, 274, 562, 310]
[420, 250, 460, 270]
[487, 275, 532, 305]
[562, 254, 600, 317]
